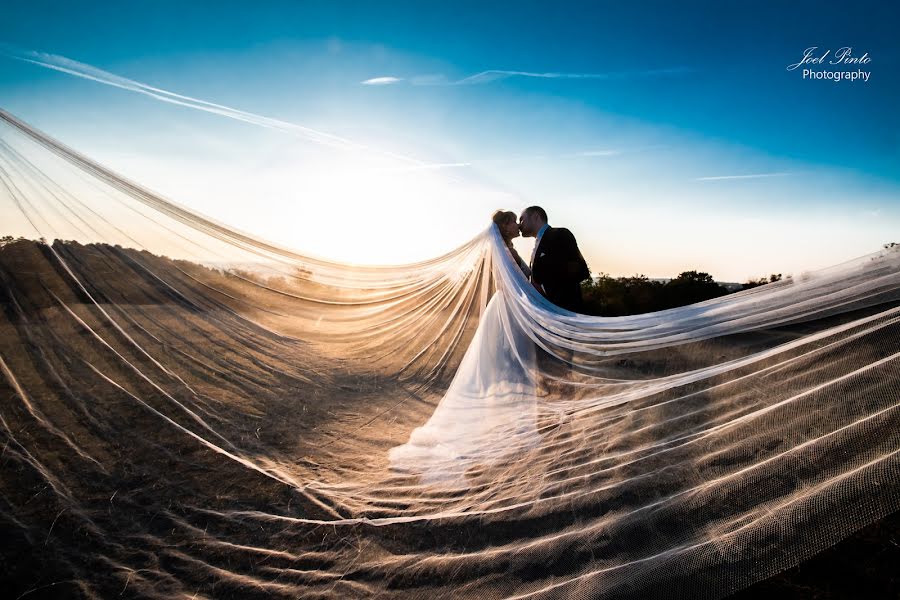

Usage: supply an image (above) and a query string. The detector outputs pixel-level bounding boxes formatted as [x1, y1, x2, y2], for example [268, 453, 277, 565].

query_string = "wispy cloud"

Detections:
[694, 172, 794, 182]
[385, 161, 473, 172]
[561, 149, 621, 158]
[378, 145, 662, 173]
[1, 45, 667, 178]
[0, 44, 430, 165]
[361, 76, 403, 85]
[361, 66, 692, 86]
[457, 67, 692, 84]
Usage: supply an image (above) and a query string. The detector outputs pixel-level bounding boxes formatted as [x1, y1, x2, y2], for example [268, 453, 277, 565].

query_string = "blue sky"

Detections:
[1, 1, 898, 280]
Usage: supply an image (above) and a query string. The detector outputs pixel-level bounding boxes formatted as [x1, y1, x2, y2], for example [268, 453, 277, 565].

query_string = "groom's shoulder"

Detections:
[548, 227, 576, 242]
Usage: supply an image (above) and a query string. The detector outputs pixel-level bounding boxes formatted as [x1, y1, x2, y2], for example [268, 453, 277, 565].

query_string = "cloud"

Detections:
[455, 67, 692, 85]
[362, 66, 692, 86]
[1, 45, 489, 175]
[384, 162, 473, 172]
[561, 149, 621, 158]
[376, 145, 658, 174]
[0, 44, 434, 167]
[1, 46, 668, 178]
[361, 76, 403, 85]
[694, 172, 794, 181]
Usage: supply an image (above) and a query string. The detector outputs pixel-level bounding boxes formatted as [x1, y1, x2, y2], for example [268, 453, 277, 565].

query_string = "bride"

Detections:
[388, 212, 544, 483]
[492, 209, 532, 278]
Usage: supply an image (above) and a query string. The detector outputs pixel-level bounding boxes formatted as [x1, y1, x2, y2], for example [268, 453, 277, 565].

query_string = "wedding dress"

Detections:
[388, 226, 544, 484]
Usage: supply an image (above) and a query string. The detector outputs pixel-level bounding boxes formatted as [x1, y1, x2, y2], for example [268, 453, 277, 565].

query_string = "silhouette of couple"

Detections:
[492, 206, 590, 312]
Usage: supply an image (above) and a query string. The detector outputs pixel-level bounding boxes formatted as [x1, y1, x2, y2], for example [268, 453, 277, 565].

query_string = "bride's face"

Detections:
[502, 219, 520, 240]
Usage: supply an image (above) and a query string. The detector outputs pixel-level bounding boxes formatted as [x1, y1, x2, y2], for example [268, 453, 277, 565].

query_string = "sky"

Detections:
[1, 0, 899, 281]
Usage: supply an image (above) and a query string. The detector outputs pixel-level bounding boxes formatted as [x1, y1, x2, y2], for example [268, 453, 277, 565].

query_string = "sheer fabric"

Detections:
[1, 108, 899, 599]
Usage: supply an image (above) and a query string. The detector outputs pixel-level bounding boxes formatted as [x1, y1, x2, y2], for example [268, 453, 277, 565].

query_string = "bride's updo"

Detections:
[492, 210, 518, 243]
[492, 209, 531, 277]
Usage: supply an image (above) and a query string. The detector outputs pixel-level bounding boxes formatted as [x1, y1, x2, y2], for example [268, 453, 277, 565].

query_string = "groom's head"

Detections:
[518, 206, 547, 237]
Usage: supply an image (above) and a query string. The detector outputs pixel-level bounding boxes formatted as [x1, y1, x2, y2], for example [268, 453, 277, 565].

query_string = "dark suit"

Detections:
[530, 226, 590, 312]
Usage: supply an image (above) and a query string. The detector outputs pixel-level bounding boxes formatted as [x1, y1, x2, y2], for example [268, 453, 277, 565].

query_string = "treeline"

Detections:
[580, 270, 784, 317]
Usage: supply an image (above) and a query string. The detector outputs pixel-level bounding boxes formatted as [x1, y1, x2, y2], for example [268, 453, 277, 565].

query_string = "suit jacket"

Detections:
[530, 226, 590, 312]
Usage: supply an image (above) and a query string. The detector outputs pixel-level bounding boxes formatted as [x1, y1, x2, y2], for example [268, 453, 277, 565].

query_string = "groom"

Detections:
[518, 206, 590, 312]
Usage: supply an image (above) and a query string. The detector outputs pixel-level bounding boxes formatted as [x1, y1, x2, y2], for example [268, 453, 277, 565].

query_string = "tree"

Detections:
[661, 271, 728, 309]
[742, 273, 783, 290]
[1, 236, 27, 248]
[582, 273, 665, 316]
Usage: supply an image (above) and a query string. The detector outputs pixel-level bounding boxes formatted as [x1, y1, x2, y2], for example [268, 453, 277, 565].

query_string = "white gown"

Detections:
[388, 227, 545, 484]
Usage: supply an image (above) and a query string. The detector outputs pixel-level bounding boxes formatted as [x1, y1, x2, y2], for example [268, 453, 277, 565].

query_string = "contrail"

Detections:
[1, 46, 666, 179]
[375, 145, 669, 174]
[361, 66, 693, 86]
[695, 172, 793, 181]
[0, 44, 427, 166]
[456, 67, 692, 85]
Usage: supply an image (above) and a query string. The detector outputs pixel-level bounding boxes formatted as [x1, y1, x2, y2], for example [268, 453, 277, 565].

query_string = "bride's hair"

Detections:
[491, 210, 517, 243]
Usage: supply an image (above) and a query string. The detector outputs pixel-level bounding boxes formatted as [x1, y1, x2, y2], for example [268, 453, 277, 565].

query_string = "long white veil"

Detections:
[1, 109, 899, 599]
